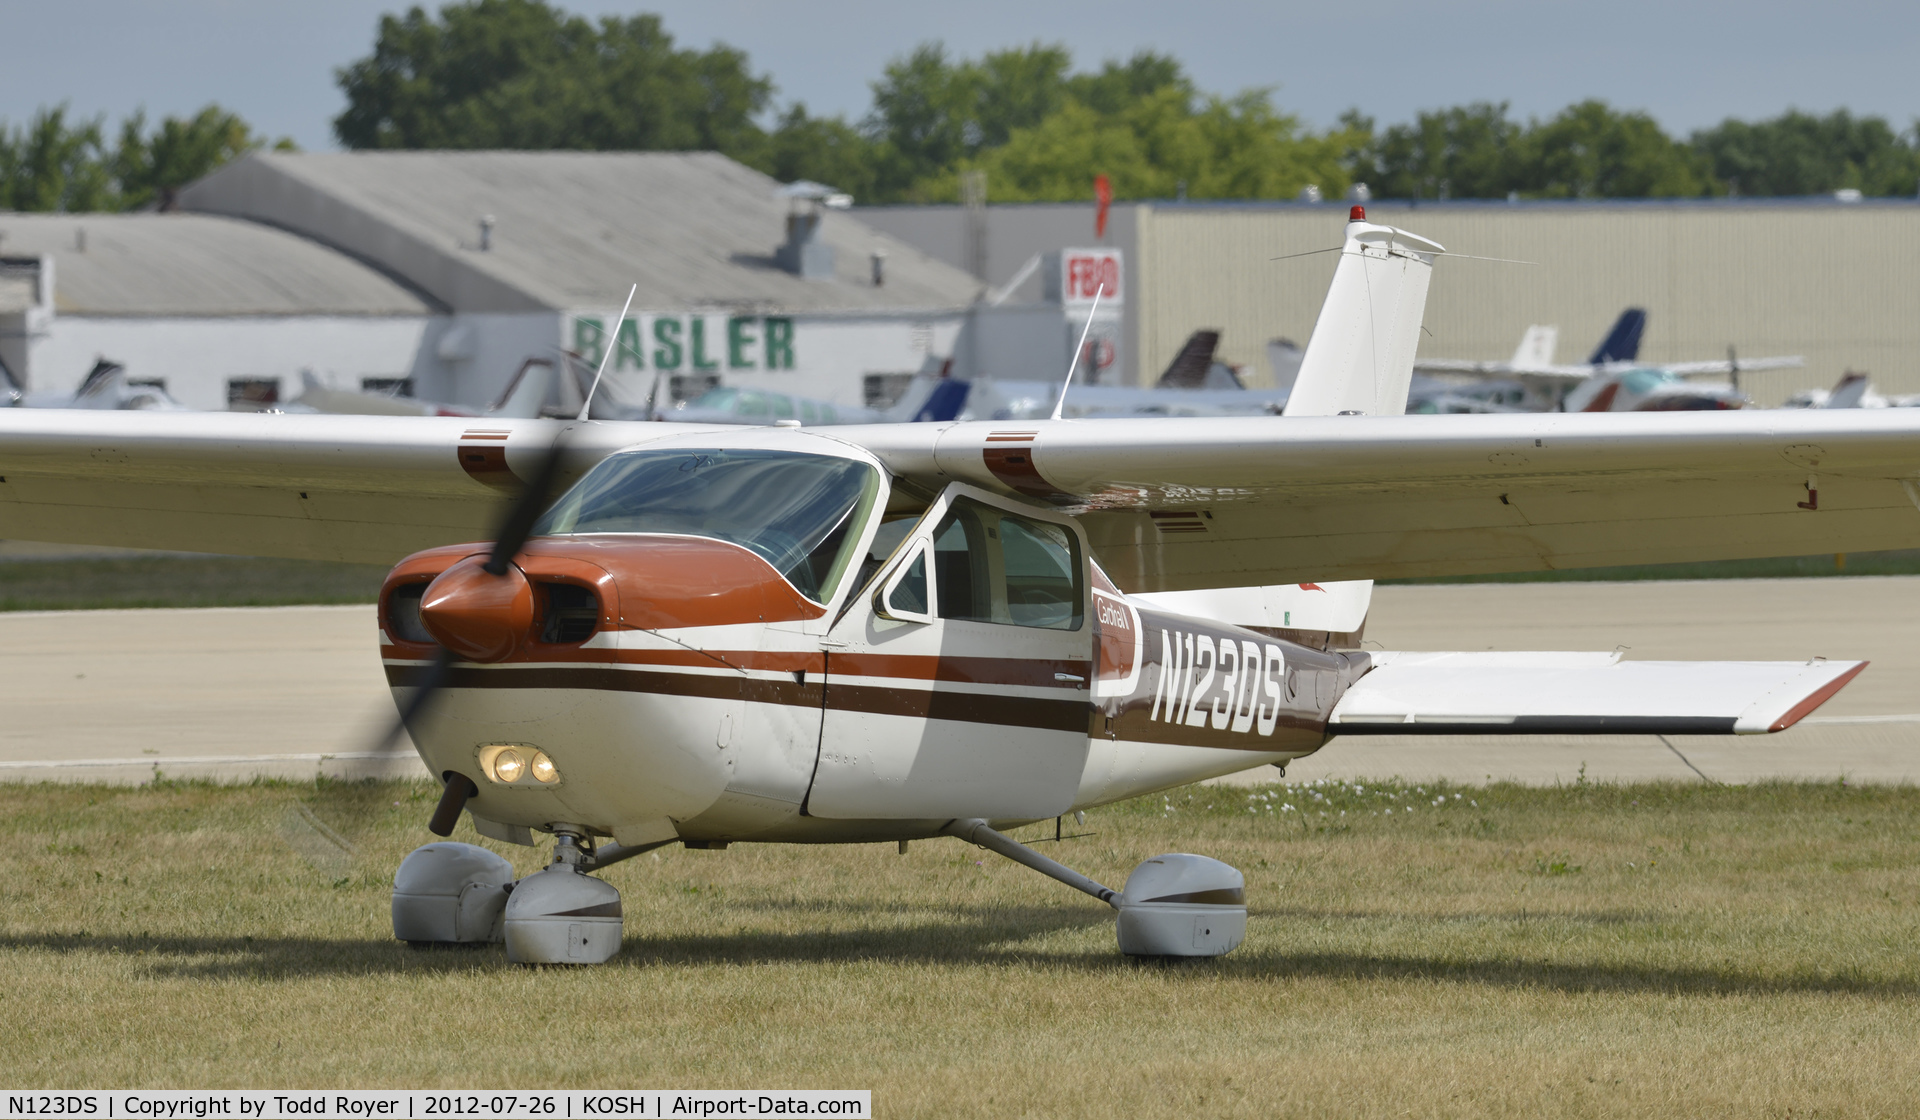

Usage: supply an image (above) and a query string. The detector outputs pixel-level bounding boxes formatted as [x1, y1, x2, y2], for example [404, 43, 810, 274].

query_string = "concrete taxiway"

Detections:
[0, 577, 1915, 786]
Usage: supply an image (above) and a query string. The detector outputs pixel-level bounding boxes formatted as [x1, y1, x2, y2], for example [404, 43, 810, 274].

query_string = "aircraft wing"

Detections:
[0, 411, 704, 564]
[851, 410, 1920, 592]
[6, 408, 1920, 590]
[1413, 359, 1595, 381]
[1329, 651, 1864, 735]
[1648, 356, 1806, 377]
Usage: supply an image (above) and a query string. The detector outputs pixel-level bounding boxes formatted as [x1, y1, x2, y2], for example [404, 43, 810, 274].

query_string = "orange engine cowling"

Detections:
[378, 535, 827, 662]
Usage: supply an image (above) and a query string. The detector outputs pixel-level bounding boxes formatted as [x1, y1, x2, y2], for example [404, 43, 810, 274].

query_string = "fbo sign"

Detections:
[1061, 249, 1123, 306]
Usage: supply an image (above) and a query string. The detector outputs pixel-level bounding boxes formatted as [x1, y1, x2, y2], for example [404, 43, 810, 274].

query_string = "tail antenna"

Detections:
[1051, 286, 1104, 421]
[577, 283, 638, 421]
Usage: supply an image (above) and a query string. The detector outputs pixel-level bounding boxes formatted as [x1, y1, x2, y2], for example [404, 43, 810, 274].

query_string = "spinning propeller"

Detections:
[377, 427, 577, 836]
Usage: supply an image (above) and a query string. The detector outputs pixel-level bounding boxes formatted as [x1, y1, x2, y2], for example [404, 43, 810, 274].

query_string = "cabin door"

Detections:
[808, 483, 1094, 820]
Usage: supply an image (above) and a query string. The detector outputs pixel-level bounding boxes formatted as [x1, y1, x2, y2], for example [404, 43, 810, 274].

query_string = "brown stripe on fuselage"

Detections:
[1091, 603, 1370, 754]
[385, 662, 824, 710]
[823, 681, 1088, 732]
[382, 657, 1087, 730]
[380, 645, 1076, 688]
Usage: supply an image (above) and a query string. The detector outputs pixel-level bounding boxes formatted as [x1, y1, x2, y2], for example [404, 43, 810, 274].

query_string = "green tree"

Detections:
[114, 106, 267, 211]
[0, 102, 275, 213]
[0, 105, 111, 212]
[1690, 109, 1920, 196]
[333, 0, 771, 153]
[1518, 100, 1714, 198]
[1346, 102, 1525, 199]
[759, 104, 880, 202]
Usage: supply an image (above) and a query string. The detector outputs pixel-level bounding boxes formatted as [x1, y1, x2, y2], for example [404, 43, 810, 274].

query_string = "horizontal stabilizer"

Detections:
[1133, 580, 1371, 633]
[1330, 651, 1864, 735]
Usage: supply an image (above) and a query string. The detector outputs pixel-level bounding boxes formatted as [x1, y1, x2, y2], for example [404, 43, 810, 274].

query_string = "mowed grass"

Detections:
[3, 778, 1919, 1116]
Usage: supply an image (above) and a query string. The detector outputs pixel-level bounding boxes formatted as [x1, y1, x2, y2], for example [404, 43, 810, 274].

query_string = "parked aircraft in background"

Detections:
[1, 358, 185, 411]
[1416, 308, 1802, 411]
[973, 331, 1296, 420]
[665, 377, 970, 426]
[0, 207, 1909, 967]
[289, 359, 556, 419]
[1784, 371, 1920, 409]
[563, 351, 971, 427]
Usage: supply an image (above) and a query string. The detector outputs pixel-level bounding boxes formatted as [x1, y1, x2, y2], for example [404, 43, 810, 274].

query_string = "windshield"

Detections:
[533, 448, 880, 602]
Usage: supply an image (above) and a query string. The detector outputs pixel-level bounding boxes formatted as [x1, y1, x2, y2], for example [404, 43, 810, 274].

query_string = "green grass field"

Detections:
[4, 777, 1917, 1114]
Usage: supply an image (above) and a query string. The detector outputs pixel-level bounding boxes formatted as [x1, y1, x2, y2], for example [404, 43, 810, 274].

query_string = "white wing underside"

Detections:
[3, 408, 1920, 590]
[1330, 651, 1865, 735]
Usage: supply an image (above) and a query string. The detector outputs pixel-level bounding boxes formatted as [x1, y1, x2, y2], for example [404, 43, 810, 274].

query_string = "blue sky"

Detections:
[4, 0, 1916, 151]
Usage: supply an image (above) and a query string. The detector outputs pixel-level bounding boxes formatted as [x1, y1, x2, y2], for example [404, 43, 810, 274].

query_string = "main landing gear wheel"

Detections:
[502, 826, 623, 965]
[940, 819, 1247, 958]
[392, 827, 629, 963]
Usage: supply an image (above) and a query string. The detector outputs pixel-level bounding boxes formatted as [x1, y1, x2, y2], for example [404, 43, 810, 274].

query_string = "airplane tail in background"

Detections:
[1155, 330, 1224, 388]
[486, 358, 557, 418]
[1511, 324, 1559, 368]
[1588, 308, 1647, 364]
[1825, 372, 1872, 410]
[1282, 207, 1443, 419]
[882, 374, 971, 423]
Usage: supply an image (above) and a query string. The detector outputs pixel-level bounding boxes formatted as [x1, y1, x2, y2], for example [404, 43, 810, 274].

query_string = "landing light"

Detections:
[479, 744, 561, 786]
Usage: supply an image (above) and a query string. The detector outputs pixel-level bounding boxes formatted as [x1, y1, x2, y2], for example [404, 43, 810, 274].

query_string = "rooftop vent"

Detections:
[775, 180, 850, 280]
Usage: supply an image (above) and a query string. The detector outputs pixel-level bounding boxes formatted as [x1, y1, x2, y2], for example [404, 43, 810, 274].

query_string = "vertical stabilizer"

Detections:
[1282, 207, 1444, 418]
[486, 359, 557, 418]
[1588, 308, 1647, 364]
[1511, 324, 1558, 368]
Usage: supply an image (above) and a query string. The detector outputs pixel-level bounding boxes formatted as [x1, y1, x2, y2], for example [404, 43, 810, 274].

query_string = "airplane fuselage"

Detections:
[379, 430, 1366, 847]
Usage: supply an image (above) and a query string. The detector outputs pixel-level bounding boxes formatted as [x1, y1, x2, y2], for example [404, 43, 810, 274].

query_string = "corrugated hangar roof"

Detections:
[179, 151, 985, 314]
[0, 212, 433, 316]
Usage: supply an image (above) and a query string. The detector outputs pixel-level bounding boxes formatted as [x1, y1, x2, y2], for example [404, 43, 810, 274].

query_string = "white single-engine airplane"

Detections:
[1, 206, 1914, 963]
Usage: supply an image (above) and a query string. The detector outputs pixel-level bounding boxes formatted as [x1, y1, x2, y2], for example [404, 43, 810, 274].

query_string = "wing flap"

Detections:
[1329, 651, 1867, 736]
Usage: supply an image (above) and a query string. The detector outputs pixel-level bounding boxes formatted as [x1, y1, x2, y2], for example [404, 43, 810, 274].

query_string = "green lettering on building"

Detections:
[727, 316, 757, 370]
[573, 316, 606, 367]
[690, 317, 720, 372]
[653, 318, 683, 371]
[616, 317, 645, 370]
[764, 317, 795, 370]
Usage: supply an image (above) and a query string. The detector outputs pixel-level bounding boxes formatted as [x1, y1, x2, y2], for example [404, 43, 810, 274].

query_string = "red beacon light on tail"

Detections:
[1349, 205, 1366, 222]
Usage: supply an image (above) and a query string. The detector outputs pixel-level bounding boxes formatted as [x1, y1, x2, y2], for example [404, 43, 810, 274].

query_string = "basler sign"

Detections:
[571, 313, 797, 374]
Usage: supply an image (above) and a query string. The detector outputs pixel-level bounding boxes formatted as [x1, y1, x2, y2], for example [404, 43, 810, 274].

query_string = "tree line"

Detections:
[0, 105, 289, 213]
[4, 0, 1916, 213]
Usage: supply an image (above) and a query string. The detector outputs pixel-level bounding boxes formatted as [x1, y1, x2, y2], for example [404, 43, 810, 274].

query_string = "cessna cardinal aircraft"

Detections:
[1, 206, 1914, 963]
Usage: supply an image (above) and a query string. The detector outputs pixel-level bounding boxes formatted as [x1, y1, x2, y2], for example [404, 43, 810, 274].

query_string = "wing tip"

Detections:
[1766, 660, 1869, 733]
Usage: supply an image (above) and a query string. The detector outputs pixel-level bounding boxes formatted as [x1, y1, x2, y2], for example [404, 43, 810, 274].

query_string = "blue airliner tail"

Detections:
[1588, 308, 1647, 364]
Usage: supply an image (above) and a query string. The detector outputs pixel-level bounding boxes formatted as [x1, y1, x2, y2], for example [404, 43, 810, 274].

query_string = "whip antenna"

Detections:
[1051, 285, 1104, 421]
[578, 283, 637, 420]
